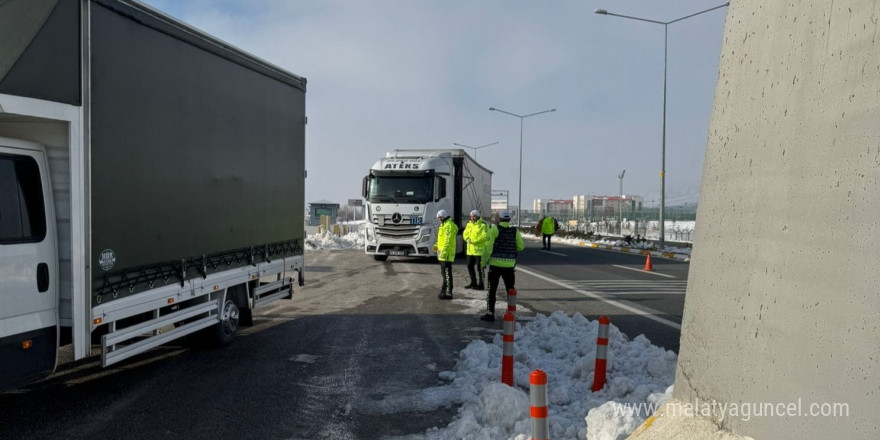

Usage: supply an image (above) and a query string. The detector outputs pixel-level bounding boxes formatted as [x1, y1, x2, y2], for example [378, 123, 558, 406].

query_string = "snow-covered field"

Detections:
[305, 231, 680, 439]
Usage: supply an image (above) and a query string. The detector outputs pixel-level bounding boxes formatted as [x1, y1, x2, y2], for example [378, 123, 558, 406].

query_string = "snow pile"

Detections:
[304, 230, 363, 250]
[388, 311, 677, 440]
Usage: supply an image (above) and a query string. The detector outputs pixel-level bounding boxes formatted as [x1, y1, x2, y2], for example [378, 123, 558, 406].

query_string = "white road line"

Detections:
[539, 250, 567, 256]
[517, 266, 682, 330]
[611, 264, 678, 278]
[582, 291, 685, 295]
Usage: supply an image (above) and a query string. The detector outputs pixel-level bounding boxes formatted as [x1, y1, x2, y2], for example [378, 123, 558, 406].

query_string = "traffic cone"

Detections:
[644, 253, 654, 271]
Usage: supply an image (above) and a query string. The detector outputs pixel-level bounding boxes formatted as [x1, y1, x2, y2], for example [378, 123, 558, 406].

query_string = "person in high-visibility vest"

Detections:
[433, 209, 458, 299]
[462, 210, 488, 290]
[541, 215, 558, 250]
[480, 210, 524, 321]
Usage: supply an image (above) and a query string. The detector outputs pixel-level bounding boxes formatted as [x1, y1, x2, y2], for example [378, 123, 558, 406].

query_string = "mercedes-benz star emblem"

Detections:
[391, 213, 402, 224]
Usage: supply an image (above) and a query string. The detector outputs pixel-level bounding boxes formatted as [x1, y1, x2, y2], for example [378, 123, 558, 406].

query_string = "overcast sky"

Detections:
[140, 0, 728, 209]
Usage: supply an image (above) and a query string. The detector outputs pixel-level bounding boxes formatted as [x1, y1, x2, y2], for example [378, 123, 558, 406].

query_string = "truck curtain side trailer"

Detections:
[0, 0, 306, 392]
[362, 149, 492, 261]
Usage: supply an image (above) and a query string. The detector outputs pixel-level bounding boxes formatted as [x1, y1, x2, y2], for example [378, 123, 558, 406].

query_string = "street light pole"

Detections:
[618, 169, 625, 229]
[489, 107, 556, 227]
[452, 141, 499, 160]
[594, 2, 728, 250]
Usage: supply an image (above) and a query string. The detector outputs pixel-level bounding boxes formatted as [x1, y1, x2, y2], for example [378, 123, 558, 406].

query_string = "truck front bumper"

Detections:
[365, 242, 433, 257]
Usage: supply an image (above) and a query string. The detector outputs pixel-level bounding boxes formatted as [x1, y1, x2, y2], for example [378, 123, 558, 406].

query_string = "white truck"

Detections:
[361, 149, 492, 261]
[0, 0, 306, 392]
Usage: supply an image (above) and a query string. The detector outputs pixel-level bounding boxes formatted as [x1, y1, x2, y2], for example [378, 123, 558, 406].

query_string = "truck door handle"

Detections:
[37, 263, 49, 292]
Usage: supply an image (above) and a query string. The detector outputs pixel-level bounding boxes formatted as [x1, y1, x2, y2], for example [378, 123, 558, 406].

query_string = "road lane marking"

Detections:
[517, 266, 682, 330]
[567, 280, 687, 295]
[539, 250, 567, 256]
[612, 264, 677, 278]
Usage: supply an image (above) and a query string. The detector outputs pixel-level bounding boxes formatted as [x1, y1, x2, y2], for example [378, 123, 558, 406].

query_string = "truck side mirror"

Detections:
[362, 176, 369, 198]
[437, 177, 446, 201]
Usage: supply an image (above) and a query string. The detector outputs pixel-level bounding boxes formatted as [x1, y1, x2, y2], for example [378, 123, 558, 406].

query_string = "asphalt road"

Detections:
[0, 242, 688, 439]
[0, 250, 492, 439]
[514, 235, 689, 352]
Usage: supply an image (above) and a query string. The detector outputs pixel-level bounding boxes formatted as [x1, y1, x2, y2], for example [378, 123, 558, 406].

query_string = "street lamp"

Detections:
[489, 107, 556, 227]
[452, 141, 499, 160]
[594, 3, 728, 250]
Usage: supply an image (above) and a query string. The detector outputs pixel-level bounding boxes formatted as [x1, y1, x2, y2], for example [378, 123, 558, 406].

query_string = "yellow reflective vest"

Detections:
[462, 218, 488, 256]
[541, 216, 556, 235]
[436, 218, 459, 262]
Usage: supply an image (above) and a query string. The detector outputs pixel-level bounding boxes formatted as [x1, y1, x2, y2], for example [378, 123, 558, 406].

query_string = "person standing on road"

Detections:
[434, 209, 458, 300]
[462, 210, 488, 290]
[541, 215, 557, 250]
[479, 210, 524, 321]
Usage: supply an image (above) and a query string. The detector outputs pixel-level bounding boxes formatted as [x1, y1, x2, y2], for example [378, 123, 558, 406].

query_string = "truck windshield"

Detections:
[368, 175, 433, 204]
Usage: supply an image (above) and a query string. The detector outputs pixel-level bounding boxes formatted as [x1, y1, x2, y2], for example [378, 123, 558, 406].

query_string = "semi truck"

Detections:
[362, 149, 492, 261]
[0, 0, 306, 392]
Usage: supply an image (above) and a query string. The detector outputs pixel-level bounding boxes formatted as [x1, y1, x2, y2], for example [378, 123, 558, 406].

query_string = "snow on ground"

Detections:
[531, 234, 693, 257]
[304, 230, 364, 250]
[383, 312, 676, 440]
[305, 231, 678, 439]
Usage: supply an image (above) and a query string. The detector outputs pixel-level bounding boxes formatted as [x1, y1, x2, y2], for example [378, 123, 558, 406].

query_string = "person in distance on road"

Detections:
[541, 215, 557, 250]
[462, 210, 488, 290]
[433, 209, 458, 300]
[479, 210, 524, 321]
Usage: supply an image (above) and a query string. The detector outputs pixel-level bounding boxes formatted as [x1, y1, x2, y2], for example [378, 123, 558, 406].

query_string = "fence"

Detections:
[540, 218, 695, 244]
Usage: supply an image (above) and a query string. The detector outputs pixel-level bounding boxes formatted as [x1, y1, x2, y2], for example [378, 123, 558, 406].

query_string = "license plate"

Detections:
[387, 250, 407, 256]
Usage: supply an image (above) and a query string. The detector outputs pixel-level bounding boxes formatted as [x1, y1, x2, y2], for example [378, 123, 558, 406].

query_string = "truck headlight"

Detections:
[419, 228, 432, 243]
[366, 227, 375, 242]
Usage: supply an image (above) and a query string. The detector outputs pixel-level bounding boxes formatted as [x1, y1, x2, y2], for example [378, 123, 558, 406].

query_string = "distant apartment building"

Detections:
[572, 194, 644, 219]
[533, 199, 573, 217]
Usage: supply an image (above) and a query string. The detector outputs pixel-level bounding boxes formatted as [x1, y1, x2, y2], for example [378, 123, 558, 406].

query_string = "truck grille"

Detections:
[377, 224, 419, 238]
[374, 213, 421, 239]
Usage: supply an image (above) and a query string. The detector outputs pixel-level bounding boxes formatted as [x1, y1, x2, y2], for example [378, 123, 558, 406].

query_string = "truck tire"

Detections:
[373, 255, 388, 261]
[208, 293, 240, 347]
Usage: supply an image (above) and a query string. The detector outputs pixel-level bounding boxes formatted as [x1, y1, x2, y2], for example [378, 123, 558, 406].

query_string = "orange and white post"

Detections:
[507, 288, 517, 314]
[591, 315, 610, 392]
[501, 312, 515, 386]
[530, 369, 549, 440]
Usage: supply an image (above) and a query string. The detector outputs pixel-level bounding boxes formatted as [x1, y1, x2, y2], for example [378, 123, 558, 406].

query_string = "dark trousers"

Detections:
[542, 234, 552, 249]
[466, 255, 484, 287]
[439, 261, 453, 297]
[486, 265, 515, 315]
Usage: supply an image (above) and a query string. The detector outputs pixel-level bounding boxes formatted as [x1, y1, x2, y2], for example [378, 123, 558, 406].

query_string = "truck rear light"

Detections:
[21, 340, 33, 350]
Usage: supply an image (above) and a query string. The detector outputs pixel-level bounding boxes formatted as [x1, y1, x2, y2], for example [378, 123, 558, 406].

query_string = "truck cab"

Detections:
[361, 149, 492, 261]
[0, 138, 58, 391]
[362, 154, 453, 261]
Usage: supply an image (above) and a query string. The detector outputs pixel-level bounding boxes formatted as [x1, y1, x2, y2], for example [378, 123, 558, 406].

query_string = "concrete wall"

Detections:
[676, 1, 880, 438]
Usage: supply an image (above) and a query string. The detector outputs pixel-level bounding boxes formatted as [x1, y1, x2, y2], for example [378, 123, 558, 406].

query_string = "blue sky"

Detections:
[140, 0, 728, 210]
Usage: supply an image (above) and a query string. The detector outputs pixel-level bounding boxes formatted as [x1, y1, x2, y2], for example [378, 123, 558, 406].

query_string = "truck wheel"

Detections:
[209, 295, 240, 347]
[373, 255, 388, 261]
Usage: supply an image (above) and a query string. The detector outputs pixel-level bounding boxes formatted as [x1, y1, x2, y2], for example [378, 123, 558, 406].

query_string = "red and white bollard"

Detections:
[591, 315, 610, 392]
[507, 288, 517, 314]
[501, 312, 515, 386]
[530, 370, 549, 440]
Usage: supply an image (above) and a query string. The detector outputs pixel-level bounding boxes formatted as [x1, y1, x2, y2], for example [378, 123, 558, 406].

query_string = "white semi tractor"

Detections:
[0, 0, 306, 392]
[362, 149, 492, 261]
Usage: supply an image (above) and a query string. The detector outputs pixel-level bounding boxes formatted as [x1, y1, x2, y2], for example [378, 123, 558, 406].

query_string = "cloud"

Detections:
[141, 0, 725, 208]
